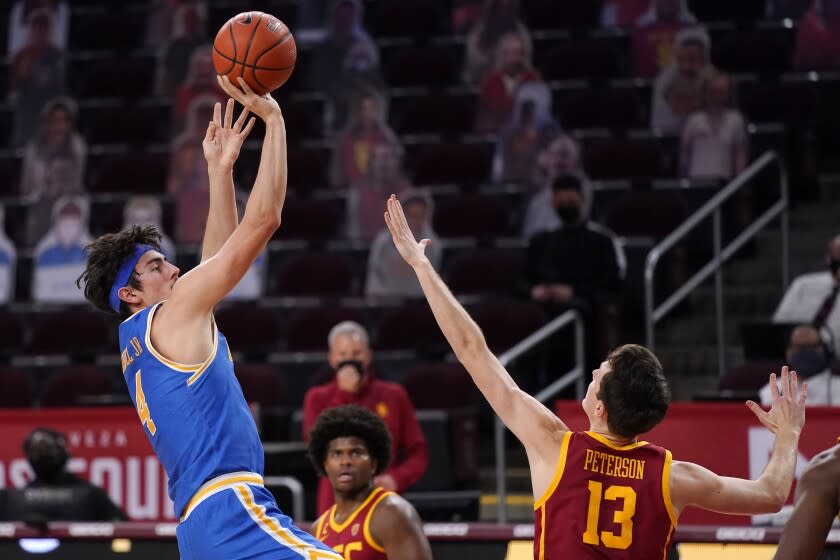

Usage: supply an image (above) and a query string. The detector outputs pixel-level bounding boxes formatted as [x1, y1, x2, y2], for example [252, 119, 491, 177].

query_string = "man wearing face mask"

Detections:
[520, 175, 626, 363]
[0, 428, 126, 522]
[302, 321, 429, 515]
[760, 325, 839, 407]
[774, 234, 840, 357]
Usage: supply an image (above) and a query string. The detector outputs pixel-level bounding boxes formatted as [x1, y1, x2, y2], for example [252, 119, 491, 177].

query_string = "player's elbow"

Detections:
[243, 209, 281, 237]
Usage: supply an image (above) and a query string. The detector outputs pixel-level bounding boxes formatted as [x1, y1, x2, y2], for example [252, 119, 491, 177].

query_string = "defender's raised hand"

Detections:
[203, 98, 256, 169]
[385, 194, 431, 269]
[746, 366, 808, 436]
[216, 75, 281, 121]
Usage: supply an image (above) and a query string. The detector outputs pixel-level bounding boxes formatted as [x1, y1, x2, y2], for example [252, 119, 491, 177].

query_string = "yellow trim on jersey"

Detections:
[313, 513, 327, 539]
[234, 485, 341, 560]
[144, 303, 204, 372]
[362, 490, 393, 553]
[180, 471, 263, 521]
[328, 487, 385, 534]
[534, 431, 572, 510]
[585, 431, 649, 451]
[538, 505, 546, 560]
[661, 450, 677, 526]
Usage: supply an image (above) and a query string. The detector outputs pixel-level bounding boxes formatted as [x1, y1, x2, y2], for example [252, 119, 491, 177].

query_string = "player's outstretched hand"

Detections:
[385, 194, 430, 269]
[203, 98, 256, 169]
[746, 365, 808, 437]
[216, 75, 281, 122]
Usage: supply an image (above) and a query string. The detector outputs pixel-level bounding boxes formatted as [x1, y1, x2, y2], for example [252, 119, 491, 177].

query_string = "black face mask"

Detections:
[789, 349, 829, 378]
[830, 259, 840, 276]
[335, 360, 365, 376]
[555, 204, 581, 224]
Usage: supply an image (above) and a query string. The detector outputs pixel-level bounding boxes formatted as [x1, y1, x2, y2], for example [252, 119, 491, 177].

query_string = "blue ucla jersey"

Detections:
[119, 302, 264, 517]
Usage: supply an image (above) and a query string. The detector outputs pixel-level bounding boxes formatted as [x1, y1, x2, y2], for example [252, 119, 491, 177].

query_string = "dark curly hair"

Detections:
[307, 405, 392, 477]
[76, 225, 162, 319]
[599, 344, 671, 438]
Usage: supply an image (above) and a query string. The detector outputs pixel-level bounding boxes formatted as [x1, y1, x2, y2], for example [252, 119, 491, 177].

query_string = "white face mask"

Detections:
[55, 216, 82, 246]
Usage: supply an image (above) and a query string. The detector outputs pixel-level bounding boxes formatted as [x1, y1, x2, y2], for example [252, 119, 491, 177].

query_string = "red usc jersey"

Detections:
[314, 487, 392, 560]
[534, 431, 676, 560]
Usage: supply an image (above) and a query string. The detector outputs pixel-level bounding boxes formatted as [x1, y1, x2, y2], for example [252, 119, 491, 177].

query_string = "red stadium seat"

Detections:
[583, 138, 664, 180]
[445, 249, 522, 295]
[711, 30, 793, 74]
[470, 300, 547, 352]
[272, 198, 341, 242]
[89, 152, 168, 194]
[604, 190, 688, 239]
[28, 309, 111, 357]
[0, 310, 24, 355]
[0, 367, 33, 407]
[215, 305, 278, 357]
[538, 40, 624, 81]
[287, 147, 329, 189]
[40, 366, 118, 407]
[382, 45, 459, 87]
[374, 301, 448, 353]
[719, 360, 783, 392]
[271, 254, 355, 297]
[432, 194, 512, 238]
[285, 307, 366, 352]
[560, 89, 642, 130]
[411, 142, 493, 186]
[235, 364, 282, 407]
[372, 0, 444, 36]
[392, 93, 476, 136]
[402, 363, 479, 409]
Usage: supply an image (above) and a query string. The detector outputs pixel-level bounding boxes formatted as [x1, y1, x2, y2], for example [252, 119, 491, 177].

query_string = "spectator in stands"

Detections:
[302, 321, 429, 515]
[793, 0, 840, 71]
[521, 133, 592, 240]
[8, 9, 67, 147]
[0, 206, 17, 304]
[492, 81, 561, 185]
[0, 428, 126, 522]
[32, 195, 92, 303]
[520, 175, 625, 360]
[155, 2, 207, 96]
[680, 72, 748, 179]
[365, 190, 442, 298]
[20, 97, 87, 245]
[463, 0, 529, 84]
[774, 234, 840, 357]
[452, 0, 485, 34]
[632, 0, 699, 77]
[347, 143, 411, 241]
[328, 90, 398, 188]
[651, 27, 714, 134]
[475, 31, 541, 133]
[7, 0, 68, 57]
[308, 0, 383, 133]
[759, 324, 840, 406]
[601, 0, 650, 27]
[123, 196, 176, 260]
[767, 0, 813, 19]
[172, 48, 225, 134]
[145, 0, 207, 49]
[167, 95, 215, 244]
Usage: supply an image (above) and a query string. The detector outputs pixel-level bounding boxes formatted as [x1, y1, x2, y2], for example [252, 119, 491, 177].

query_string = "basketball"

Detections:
[212, 11, 297, 95]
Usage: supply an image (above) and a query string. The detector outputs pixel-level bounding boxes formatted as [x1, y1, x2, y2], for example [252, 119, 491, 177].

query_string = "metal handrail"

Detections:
[493, 309, 585, 523]
[644, 151, 789, 377]
[263, 476, 305, 521]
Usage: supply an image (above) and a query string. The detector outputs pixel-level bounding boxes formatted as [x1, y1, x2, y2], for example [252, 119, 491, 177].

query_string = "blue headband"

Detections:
[109, 244, 153, 313]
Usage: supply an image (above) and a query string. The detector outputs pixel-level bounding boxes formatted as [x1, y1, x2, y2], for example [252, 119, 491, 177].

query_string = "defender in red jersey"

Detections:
[774, 440, 840, 560]
[384, 194, 808, 559]
[308, 405, 432, 560]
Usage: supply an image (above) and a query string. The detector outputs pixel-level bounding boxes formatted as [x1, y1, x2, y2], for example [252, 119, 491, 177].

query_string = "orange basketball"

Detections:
[212, 11, 296, 95]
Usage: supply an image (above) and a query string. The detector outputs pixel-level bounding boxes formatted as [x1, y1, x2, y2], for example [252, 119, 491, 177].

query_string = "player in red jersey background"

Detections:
[384, 194, 808, 559]
[308, 405, 431, 560]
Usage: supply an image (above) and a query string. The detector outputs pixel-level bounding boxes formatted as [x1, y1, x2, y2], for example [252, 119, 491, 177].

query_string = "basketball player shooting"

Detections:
[384, 194, 808, 558]
[76, 77, 341, 560]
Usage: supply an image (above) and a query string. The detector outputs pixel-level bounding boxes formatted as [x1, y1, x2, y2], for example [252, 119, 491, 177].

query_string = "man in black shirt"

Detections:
[522, 175, 625, 365]
[0, 428, 126, 523]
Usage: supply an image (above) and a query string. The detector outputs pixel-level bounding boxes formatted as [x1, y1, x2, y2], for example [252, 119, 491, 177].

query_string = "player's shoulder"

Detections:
[371, 491, 421, 528]
[801, 444, 840, 485]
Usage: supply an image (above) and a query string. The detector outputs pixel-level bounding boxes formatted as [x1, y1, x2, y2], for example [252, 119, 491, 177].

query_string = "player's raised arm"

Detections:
[384, 195, 567, 453]
[669, 367, 807, 517]
[200, 98, 256, 263]
[167, 76, 286, 316]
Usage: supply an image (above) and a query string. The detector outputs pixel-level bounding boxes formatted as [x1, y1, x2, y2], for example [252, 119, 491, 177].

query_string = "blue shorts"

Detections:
[176, 472, 341, 560]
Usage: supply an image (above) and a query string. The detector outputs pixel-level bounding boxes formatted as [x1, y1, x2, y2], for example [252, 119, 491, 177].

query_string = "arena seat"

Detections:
[271, 253, 355, 297]
[215, 305, 278, 357]
[604, 189, 688, 239]
[391, 92, 475, 136]
[470, 300, 547, 353]
[286, 146, 329, 189]
[89, 151, 168, 194]
[235, 364, 282, 407]
[28, 309, 111, 358]
[712, 29, 794, 75]
[382, 44, 460, 87]
[412, 142, 493, 186]
[402, 362, 478, 410]
[560, 87, 643, 130]
[432, 193, 512, 238]
[739, 80, 820, 125]
[372, 0, 444, 37]
[271, 198, 342, 242]
[0, 310, 24, 356]
[583, 138, 664, 180]
[284, 307, 366, 352]
[40, 366, 118, 407]
[374, 301, 448, 353]
[537, 39, 625, 82]
[0, 367, 33, 407]
[445, 249, 522, 296]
